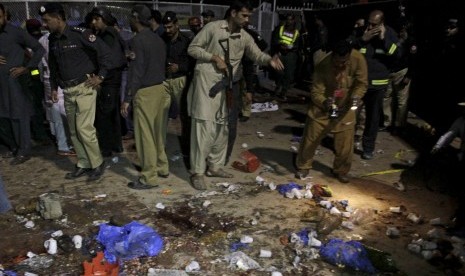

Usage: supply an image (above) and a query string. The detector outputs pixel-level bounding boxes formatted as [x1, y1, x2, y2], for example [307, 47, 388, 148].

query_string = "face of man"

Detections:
[332, 52, 350, 71]
[203, 16, 213, 24]
[41, 13, 61, 34]
[91, 16, 106, 32]
[285, 16, 295, 28]
[367, 14, 382, 31]
[189, 18, 201, 34]
[164, 21, 178, 38]
[0, 9, 6, 30]
[129, 15, 137, 32]
[231, 8, 251, 29]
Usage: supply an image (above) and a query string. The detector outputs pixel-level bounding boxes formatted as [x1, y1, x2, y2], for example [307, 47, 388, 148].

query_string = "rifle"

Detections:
[218, 38, 233, 110]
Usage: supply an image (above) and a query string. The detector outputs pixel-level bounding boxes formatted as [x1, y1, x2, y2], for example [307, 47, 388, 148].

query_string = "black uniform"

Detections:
[94, 25, 127, 156]
[0, 23, 45, 157]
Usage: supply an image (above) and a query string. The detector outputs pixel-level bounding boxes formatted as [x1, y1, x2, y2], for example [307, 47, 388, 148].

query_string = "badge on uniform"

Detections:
[88, 34, 96, 42]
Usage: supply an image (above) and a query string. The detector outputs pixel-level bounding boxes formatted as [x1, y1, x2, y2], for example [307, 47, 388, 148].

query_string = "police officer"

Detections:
[121, 5, 169, 190]
[39, 3, 112, 181]
[88, 7, 127, 157]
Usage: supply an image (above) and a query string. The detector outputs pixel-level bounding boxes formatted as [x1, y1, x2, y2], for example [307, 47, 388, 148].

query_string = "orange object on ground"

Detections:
[232, 150, 261, 173]
[82, 251, 118, 276]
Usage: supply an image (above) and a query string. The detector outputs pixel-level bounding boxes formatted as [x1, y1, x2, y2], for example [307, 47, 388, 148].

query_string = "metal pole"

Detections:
[258, 0, 262, 33]
[25, 1, 30, 19]
[271, 0, 276, 29]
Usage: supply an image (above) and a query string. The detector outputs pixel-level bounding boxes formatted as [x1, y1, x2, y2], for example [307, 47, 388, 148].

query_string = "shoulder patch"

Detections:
[88, 34, 97, 42]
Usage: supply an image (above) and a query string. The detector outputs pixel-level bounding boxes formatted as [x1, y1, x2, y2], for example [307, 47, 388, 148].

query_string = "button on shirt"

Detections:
[48, 25, 112, 89]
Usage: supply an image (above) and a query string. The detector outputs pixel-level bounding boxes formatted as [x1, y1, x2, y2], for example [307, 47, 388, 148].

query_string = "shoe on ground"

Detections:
[10, 155, 31, 165]
[295, 169, 311, 180]
[206, 168, 233, 178]
[239, 116, 250, 122]
[87, 161, 106, 181]
[158, 172, 169, 178]
[361, 152, 374, 160]
[65, 166, 91, 179]
[333, 172, 350, 183]
[57, 149, 76, 156]
[127, 179, 158, 190]
[190, 174, 207, 190]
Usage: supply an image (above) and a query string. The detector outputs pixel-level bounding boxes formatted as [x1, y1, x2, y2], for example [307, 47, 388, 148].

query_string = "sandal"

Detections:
[206, 168, 233, 178]
[190, 174, 207, 190]
[127, 179, 158, 190]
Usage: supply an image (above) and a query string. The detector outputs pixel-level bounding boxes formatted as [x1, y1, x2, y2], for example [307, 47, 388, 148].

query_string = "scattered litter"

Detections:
[386, 227, 400, 238]
[111, 156, 119, 163]
[407, 213, 421, 224]
[24, 220, 35, 229]
[170, 151, 183, 162]
[290, 146, 298, 152]
[240, 235, 253, 244]
[225, 251, 261, 271]
[94, 194, 107, 199]
[51, 230, 63, 238]
[393, 182, 405, 191]
[241, 143, 248, 149]
[202, 200, 212, 208]
[185, 261, 200, 273]
[73, 235, 83, 249]
[251, 102, 278, 113]
[359, 169, 404, 177]
[44, 238, 57, 255]
[259, 249, 272, 258]
[156, 203, 166, 210]
[429, 217, 442, 225]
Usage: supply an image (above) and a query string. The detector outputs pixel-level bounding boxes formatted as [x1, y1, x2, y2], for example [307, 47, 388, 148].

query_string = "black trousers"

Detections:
[95, 84, 123, 154]
[0, 117, 31, 156]
[362, 86, 387, 154]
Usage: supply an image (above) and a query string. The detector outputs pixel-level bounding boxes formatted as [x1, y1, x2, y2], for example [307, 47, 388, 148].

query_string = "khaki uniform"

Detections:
[296, 49, 368, 175]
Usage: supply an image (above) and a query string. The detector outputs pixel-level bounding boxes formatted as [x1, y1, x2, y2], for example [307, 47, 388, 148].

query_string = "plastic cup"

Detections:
[72, 235, 83, 249]
[259, 249, 272, 258]
[44, 238, 57, 254]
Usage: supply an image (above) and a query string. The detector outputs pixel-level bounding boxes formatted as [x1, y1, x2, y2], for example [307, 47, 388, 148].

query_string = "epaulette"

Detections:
[71, 26, 87, 33]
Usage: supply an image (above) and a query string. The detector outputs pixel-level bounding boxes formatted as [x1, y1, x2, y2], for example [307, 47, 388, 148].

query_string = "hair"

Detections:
[150, 9, 162, 24]
[226, 1, 252, 17]
[332, 40, 352, 57]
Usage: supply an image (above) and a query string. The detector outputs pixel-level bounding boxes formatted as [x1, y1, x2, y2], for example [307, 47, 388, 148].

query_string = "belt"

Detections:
[58, 75, 88, 89]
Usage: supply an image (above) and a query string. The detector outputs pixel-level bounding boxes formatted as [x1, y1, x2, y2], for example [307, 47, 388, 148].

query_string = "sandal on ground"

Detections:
[127, 179, 158, 190]
[190, 174, 207, 190]
[206, 168, 233, 178]
[57, 149, 77, 156]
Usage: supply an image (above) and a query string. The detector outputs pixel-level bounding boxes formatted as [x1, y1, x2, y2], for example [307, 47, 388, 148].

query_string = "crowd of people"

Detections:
[0, 0, 463, 195]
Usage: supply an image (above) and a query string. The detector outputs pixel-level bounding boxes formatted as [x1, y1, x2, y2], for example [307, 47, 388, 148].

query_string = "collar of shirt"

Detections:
[220, 20, 242, 39]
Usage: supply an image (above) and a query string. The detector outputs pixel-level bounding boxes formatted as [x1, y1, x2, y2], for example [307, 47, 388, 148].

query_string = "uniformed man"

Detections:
[89, 7, 127, 157]
[162, 11, 192, 157]
[39, 3, 112, 181]
[121, 5, 170, 190]
[0, 3, 45, 165]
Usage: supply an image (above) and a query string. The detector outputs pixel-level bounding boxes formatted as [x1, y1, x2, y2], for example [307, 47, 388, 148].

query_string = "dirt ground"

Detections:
[1, 83, 464, 275]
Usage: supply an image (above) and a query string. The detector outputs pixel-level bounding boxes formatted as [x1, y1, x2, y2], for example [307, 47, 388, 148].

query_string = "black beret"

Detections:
[38, 3, 64, 16]
[89, 7, 115, 25]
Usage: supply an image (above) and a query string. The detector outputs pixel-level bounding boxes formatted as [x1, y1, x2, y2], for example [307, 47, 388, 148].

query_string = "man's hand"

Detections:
[211, 55, 227, 73]
[0, 55, 6, 65]
[167, 63, 179, 74]
[324, 97, 334, 111]
[121, 102, 130, 118]
[270, 55, 284, 71]
[362, 26, 382, 42]
[379, 24, 386, 40]
[84, 74, 103, 89]
[9, 66, 28, 78]
[51, 89, 58, 103]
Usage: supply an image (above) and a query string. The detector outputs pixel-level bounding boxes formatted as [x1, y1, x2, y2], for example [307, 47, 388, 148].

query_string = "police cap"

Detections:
[38, 3, 64, 16]
[162, 11, 177, 25]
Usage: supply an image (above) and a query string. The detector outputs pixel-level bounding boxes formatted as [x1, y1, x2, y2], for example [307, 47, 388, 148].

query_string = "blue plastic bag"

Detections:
[319, 238, 376, 274]
[277, 182, 302, 195]
[97, 221, 164, 263]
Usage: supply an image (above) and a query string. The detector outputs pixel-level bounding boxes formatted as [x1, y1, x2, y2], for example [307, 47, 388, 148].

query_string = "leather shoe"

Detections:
[65, 167, 91, 179]
[10, 155, 31, 165]
[158, 173, 169, 178]
[127, 179, 158, 190]
[87, 161, 106, 181]
[334, 173, 350, 183]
